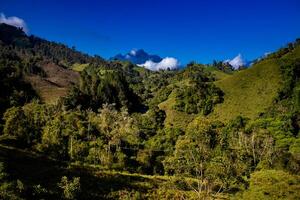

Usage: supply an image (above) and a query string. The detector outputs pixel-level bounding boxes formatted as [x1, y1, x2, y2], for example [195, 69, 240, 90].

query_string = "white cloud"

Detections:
[0, 13, 28, 34]
[138, 57, 179, 71]
[224, 54, 246, 69]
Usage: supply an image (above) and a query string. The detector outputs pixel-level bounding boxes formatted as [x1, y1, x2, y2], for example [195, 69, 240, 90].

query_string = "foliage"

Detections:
[234, 170, 300, 200]
[58, 176, 81, 199]
[277, 58, 300, 111]
[0, 43, 37, 119]
[3, 101, 57, 146]
[173, 82, 223, 115]
[0, 162, 24, 200]
[211, 60, 234, 73]
[64, 66, 142, 112]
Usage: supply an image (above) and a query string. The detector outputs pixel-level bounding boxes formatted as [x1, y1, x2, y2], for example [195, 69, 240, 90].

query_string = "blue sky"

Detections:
[1, 0, 300, 64]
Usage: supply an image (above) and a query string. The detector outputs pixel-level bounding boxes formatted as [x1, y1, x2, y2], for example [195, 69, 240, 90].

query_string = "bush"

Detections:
[58, 176, 81, 199]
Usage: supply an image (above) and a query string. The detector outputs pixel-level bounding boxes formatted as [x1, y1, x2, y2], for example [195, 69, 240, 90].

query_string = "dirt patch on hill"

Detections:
[25, 62, 80, 103]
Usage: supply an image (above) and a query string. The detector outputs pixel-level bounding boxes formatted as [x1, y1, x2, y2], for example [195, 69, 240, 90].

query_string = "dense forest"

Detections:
[0, 23, 300, 199]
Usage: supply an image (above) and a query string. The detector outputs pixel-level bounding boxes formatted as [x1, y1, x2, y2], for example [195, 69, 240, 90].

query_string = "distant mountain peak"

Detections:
[111, 49, 180, 71]
[110, 49, 162, 64]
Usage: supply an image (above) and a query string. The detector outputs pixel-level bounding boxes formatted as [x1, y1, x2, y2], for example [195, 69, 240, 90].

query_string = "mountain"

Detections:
[111, 49, 181, 71]
[110, 49, 162, 64]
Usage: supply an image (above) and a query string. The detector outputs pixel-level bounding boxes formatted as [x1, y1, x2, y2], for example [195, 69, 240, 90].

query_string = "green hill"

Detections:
[205, 66, 233, 81]
[208, 45, 300, 122]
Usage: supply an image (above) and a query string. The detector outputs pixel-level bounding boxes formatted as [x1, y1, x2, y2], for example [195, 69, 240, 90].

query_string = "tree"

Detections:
[3, 106, 30, 145]
[163, 118, 222, 199]
[65, 67, 142, 112]
[37, 110, 88, 160]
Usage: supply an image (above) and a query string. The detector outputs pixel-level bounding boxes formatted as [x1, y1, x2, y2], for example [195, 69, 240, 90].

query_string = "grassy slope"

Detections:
[72, 63, 89, 72]
[158, 68, 233, 130]
[158, 80, 196, 130]
[159, 95, 195, 130]
[209, 46, 300, 122]
[158, 67, 233, 130]
[205, 66, 233, 81]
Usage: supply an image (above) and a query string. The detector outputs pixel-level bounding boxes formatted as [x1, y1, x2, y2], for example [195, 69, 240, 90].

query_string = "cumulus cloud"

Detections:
[224, 54, 246, 69]
[138, 57, 179, 71]
[0, 13, 28, 34]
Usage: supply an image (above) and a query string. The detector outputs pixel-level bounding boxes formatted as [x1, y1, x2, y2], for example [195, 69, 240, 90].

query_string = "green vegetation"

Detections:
[210, 41, 300, 122]
[72, 63, 89, 72]
[0, 23, 299, 199]
[205, 66, 233, 81]
[64, 65, 142, 112]
[234, 170, 300, 200]
[171, 63, 224, 115]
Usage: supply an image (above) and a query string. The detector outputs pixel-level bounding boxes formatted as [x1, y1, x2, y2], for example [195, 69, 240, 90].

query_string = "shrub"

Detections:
[58, 176, 81, 199]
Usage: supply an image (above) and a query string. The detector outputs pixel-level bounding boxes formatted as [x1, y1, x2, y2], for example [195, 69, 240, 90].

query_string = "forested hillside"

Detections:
[0, 23, 299, 199]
